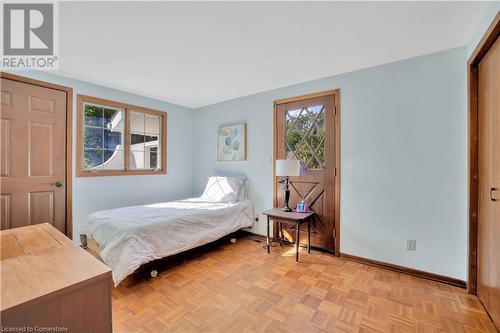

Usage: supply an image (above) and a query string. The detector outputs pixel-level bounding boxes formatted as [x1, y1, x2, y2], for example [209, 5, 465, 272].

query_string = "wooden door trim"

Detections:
[467, 12, 499, 295]
[0, 72, 74, 239]
[274, 89, 339, 105]
[273, 89, 341, 256]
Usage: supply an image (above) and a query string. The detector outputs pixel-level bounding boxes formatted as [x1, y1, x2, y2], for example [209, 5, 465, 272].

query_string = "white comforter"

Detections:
[80, 198, 253, 285]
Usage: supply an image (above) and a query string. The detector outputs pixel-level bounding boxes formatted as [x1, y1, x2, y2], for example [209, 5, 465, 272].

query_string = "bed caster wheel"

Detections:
[230, 238, 237, 243]
[150, 270, 158, 278]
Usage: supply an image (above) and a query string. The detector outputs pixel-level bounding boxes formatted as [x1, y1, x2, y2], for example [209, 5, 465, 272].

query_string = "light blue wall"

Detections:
[467, 2, 499, 58]
[7, 46, 469, 280]
[192, 47, 468, 279]
[6, 71, 194, 241]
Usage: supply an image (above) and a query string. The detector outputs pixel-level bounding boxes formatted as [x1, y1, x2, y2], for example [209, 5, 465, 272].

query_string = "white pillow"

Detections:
[200, 176, 245, 203]
[237, 181, 247, 201]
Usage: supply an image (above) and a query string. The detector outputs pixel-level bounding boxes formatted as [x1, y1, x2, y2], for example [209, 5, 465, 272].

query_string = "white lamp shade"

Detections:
[275, 159, 300, 177]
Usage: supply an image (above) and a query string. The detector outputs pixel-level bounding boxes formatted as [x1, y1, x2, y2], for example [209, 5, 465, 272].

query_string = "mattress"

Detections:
[80, 197, 253, 286]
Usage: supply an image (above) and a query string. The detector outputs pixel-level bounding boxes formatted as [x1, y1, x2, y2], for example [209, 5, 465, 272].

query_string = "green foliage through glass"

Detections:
[285, 105, 325, 169]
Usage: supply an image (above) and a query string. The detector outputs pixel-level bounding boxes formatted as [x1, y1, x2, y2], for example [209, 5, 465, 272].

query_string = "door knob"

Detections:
[490, 188, 498, 201]
[52, 181, 64, 188]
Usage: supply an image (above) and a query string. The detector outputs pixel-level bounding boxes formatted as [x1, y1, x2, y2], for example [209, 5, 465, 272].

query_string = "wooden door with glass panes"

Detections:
[274, 91, 339, 252]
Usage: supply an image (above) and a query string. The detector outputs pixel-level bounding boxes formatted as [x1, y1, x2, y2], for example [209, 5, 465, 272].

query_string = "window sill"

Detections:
[76, 169, 167, 177]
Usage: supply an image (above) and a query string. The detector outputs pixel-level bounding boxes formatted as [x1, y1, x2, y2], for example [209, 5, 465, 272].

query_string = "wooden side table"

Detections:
[262, 208, 315, 262]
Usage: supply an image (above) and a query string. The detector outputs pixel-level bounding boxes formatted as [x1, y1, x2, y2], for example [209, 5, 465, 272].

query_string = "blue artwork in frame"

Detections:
[217, 123, 246, 161]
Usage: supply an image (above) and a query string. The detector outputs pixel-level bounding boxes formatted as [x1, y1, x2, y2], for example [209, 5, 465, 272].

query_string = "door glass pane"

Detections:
[82, 102, 124, 171]
[285, 104, 325, 170]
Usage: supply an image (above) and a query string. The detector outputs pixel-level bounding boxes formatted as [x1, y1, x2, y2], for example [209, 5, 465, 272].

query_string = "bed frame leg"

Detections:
[230, 232, 237, 243]
[80, 234, 88, 249]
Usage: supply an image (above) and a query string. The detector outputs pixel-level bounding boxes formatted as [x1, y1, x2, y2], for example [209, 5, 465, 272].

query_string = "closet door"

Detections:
[1, 78, 67, 233]
[477, 36, 499, 329]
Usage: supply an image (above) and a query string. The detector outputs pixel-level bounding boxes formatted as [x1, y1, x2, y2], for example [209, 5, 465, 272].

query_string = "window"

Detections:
[77, 95, 166, 176]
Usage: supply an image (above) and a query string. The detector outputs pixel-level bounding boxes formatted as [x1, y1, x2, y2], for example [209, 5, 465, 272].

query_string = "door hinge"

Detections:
[333, 167, 336, 177]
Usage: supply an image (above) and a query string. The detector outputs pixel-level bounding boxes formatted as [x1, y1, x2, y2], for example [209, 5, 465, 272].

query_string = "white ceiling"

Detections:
[58, 1, 490, 108]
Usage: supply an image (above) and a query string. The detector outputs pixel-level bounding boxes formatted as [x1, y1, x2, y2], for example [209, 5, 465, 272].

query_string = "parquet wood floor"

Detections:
[112, 237, 496, 332]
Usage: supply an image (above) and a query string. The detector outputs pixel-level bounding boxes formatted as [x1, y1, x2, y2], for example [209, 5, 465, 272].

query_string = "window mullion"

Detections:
[143, 120, 146, 169]
[101, 127, 104, 166]
[124, 108, 130, 172]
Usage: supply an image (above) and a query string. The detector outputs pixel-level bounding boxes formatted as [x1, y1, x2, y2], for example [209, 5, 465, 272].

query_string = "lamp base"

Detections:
[283, 178, 293, 213]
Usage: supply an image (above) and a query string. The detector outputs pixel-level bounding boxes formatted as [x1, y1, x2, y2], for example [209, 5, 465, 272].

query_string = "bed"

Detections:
[79, 177, 253, 286]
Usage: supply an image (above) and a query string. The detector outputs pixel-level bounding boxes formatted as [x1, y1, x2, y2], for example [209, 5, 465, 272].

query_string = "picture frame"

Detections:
[217, 123, 247, 161]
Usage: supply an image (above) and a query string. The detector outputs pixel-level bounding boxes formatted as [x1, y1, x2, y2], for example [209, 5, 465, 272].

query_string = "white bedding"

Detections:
[80, 197, 253, 286]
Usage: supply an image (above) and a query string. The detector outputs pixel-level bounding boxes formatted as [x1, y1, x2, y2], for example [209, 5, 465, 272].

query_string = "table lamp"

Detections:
[275, 159, 301, 212]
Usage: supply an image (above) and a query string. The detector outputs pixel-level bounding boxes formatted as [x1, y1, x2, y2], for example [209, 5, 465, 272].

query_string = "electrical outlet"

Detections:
[407, 239, 416, 251]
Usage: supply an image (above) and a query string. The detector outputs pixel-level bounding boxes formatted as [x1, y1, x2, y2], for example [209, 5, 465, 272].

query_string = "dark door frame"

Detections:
[273, 89, 341, 256]
[0, 72, 74, 238]
[467, 12, 499, 294]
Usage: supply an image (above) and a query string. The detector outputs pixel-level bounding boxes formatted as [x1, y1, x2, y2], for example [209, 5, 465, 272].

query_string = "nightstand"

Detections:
[262, 208, 315, 262]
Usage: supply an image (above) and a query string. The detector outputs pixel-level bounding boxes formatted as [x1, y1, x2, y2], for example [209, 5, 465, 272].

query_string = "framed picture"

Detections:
[217, 123, 247, 161]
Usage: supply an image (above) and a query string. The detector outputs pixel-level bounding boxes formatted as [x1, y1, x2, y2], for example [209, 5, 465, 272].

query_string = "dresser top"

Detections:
[1, 223, 111, 311]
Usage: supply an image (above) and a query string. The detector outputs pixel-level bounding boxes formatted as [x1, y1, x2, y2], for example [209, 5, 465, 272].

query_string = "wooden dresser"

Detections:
[1, 223, 112, 332]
